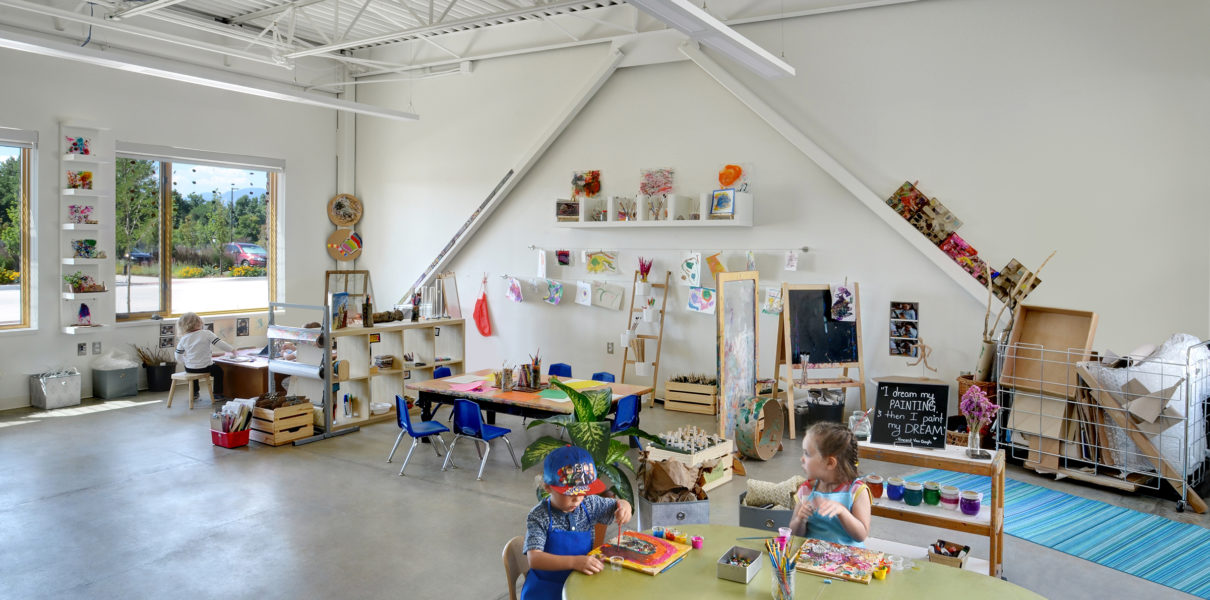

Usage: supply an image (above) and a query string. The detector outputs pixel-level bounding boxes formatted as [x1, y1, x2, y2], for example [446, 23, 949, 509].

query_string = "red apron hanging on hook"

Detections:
[473, 275, 492, 336]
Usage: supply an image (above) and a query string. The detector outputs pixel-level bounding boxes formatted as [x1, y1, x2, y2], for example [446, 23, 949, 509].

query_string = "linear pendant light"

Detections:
[0, 25, 419, 122]
[627, 0, 795, 78]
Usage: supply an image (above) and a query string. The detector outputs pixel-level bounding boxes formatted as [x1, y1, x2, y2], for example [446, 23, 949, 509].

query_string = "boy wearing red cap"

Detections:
[521, 445, 632, 600]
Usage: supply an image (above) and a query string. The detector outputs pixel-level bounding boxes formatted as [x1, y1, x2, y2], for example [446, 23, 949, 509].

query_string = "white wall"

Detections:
[0, 49, 338, 409]
[367, 0, 1207, 409]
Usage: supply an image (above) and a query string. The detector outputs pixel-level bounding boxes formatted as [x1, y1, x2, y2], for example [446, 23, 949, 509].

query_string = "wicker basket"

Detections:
[957, 375, 996, 400]
[946, 430, 969, 447]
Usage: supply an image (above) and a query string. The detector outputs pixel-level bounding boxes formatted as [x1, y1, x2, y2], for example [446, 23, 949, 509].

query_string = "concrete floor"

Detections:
[1, 392, 1207, 600]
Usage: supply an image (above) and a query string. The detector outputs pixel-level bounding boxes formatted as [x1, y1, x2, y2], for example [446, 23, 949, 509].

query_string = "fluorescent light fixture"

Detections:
[0, 26, 419, 122]
[627, 0, 795, 78]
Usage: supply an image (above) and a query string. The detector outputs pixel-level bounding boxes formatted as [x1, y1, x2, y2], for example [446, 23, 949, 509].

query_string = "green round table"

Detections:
[565, 525, 1043, 599]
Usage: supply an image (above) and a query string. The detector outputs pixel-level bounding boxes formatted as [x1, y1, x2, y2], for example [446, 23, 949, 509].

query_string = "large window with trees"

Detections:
[0, 144, 30, 328]
[115, 156, 275, 319]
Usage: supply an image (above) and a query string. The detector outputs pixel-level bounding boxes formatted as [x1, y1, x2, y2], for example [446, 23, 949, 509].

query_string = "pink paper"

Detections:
[449, 381, 488, 392]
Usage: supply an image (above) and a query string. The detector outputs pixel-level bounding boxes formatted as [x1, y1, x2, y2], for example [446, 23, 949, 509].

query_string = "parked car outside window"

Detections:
[223, 243, 267, 267]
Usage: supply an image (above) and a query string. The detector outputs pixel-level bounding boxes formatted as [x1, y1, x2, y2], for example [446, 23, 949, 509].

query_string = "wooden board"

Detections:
[664, 399, 718, 415]
[250, 423, 313, 446]
[1000, 305, 1097, 399]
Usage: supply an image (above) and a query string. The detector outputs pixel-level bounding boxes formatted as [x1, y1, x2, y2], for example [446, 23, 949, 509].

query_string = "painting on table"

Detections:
[588, 532, 691, 576]
[795, 537, 884, 584]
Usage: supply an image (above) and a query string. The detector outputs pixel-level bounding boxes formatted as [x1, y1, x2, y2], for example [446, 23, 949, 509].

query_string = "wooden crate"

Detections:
[663, 381, 717, 415]
[646, 439, 735, 492]
[250, 403, 314, 446]
[1000, 305, 1097, 400]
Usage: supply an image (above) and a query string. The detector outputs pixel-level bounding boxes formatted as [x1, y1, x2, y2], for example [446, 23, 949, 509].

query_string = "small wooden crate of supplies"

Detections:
[250, 403, 314, 446]
[646, 439, 735, 492]
[663, 381, 717, 415]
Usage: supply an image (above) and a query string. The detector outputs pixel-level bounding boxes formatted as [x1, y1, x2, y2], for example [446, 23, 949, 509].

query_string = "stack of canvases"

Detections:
[885, 182, 1040, 302]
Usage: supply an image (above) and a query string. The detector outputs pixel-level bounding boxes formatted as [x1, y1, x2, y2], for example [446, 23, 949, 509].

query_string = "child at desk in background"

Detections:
[176, 312, 235, 400]
[789, 421, 872, 547]
[522, 446, 632, 600]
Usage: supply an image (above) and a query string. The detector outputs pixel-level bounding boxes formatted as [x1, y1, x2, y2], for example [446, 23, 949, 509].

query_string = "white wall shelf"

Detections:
[63, 325, 108, 335]
[61, 223, 100, 231]
[555, 192, 753, 228]
[59, 122, 115, 333]
[61, 153, 104, 163]
[61, 258, 106, 265]
[61, 189, 104, 197]
[62, 291, 109, 300]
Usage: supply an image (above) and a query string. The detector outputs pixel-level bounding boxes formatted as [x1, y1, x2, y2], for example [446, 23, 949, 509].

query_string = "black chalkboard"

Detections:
[786, 287, 859, 366]
[871, 377, 948, 448]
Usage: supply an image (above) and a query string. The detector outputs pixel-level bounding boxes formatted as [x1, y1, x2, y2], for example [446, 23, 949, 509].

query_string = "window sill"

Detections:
[114, 308, 280, 328]
[0, 326, 38, 338]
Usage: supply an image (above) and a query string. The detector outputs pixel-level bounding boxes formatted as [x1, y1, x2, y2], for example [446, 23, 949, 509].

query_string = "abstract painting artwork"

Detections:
[679, 252, 701, 286]
[589, 532, 691, 576]
[542, 279, 563, 305]
[575, 281, 592, 306]
[571, 170, 601, 200]
[584, 250, 618, 274]
[639, 168, 674, 196]
[687, 286, 716, 314]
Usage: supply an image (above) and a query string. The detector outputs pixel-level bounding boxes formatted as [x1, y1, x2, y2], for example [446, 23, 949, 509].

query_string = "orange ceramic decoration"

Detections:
[718, 164, 743, 188]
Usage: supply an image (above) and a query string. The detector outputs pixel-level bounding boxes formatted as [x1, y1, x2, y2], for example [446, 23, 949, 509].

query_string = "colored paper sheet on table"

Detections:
[538, 388, 569, 400]
[705, 253, 726, 279]
[449, 381, 489, 392]
[445, 374, 487, 384]
[562, 379, 601, 390]
[687, 286, 716, 314]
[679, 252, 701, 286]
[575, 281, 592, 306]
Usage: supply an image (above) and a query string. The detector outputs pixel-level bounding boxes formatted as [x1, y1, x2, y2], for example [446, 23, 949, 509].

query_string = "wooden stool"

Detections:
[167, 372, 213, 409]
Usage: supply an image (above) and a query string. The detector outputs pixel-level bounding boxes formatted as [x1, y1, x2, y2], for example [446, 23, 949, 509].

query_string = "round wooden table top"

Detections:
[565, 524, 1043, 599]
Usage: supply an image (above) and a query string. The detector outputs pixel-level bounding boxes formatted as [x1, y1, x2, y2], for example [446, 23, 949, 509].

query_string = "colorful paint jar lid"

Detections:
[904, 481, 923, 490]
[960, 490, 981, 499]
[887, 476, 905, 485]
[924, 481, 940, 490]
[940, 485, 960, 496]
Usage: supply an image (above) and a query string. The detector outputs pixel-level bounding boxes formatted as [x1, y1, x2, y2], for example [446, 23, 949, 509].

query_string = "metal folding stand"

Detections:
[265, 301, 359, 445]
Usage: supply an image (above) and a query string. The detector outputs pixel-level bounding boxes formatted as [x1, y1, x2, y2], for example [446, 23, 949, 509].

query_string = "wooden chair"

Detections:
[166, 372, 213, 409]
[501, 535, 527, 600]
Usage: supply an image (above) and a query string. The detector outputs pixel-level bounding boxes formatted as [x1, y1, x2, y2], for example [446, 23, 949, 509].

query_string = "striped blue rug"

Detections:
[910, 469, 1210, 598]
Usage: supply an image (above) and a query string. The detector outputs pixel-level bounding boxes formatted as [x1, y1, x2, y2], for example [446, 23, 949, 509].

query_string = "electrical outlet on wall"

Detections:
[607, 342, 614, 354]
[92, 341, 102, 355]
[77, 343, 87, 356]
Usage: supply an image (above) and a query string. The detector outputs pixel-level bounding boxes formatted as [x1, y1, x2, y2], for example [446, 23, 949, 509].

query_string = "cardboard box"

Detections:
[1123, 377, 1182, 424]
[1008, 393, 1067, 440]
[93, 367, 138, 399]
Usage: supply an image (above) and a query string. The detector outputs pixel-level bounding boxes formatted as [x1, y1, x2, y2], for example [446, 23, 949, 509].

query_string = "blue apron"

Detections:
[801, 480, 867, 547]
[520, 499, 595, 600]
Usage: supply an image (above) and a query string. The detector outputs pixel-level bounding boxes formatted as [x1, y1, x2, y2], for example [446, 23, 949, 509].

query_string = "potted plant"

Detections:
[132, 344, 177, 392]
[63, 271, 105, 293]
[522, 378, 662, 504]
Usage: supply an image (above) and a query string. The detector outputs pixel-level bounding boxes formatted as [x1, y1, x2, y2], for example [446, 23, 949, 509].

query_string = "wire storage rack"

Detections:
[995, 336, 1208, 513]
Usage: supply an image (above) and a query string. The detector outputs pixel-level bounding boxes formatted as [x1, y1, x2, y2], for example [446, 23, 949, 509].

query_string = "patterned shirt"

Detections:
[523, 496, 617, 554]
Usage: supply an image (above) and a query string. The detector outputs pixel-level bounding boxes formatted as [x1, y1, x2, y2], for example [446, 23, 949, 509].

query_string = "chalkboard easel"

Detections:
[772, 283, 866, 440]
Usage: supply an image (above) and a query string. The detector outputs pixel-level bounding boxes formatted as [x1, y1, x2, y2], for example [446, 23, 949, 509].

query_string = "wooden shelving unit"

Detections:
[620, 270, 670, 407]
[327, 318, 465, 429]
[858, 441, 1005, 577]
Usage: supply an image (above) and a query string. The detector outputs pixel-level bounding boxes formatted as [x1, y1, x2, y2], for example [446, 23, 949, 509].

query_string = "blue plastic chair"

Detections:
[591, 371, 615, 383]
[442, 399, 520, 480]
[387, 395, 450, 476]
[433, 366, 452, 379]
[610, 395, 643, 449]
[548, 363, 572, 378]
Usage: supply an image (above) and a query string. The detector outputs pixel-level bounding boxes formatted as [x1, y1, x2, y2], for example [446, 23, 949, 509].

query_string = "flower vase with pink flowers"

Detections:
[959, 385, 1000, 459]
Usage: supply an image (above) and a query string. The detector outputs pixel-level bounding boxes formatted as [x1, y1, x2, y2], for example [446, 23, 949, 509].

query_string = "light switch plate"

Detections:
[607, 342, 614, 354]
[92, 341, 102, 354]
[77, 343, 87, 356]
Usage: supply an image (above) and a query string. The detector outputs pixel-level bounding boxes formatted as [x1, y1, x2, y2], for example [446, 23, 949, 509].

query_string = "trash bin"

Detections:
[146, 364, 176, 392]
[29, 370, 82, 409]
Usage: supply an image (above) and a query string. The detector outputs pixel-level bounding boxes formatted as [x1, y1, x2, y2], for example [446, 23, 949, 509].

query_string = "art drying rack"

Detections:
[266, 301, 356, 445]
[620, 270, 670, 407]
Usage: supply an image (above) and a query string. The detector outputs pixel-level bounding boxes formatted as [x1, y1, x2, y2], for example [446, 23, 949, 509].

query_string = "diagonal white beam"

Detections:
[0, 24, 419, 121]
[232, 0, 328, 25]
[341, 0, 375, 41]
[287, 0, 592, 58]
[435, 0, 458, 24]
[681, 42, 990, 304]
[108, 0, 188, 20]
[400, 46, 624, 301]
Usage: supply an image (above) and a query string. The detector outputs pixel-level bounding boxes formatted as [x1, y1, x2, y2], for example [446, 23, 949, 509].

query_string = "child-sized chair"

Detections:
[501, 535, 527, 600]
[591, 371, 615, 383]
[547, 363, 572, 378]
[442, 399, 520, 480]
[610, 395, 643, 449]
[166, 372, 213, 409]
[387, 395, 450, 476]
[433, 366, 452, 379]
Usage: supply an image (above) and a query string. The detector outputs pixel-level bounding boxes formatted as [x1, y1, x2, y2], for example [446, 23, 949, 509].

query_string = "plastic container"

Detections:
[903, 481, 924, 506]
[940, 486, 960, 510]
[886, 477, 905, 501]
[923, 481, 941, 506]
[865, 474, 884, 499]
[960, 490, 982, 516]
[211, 428, 250, 449]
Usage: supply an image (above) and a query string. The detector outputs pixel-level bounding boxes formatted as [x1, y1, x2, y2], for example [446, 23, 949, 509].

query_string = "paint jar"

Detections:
[960, 490, 983, 516]
[691, 536, 704, 550]
[940, 486, 960, 511]
[609, 556, 625, 571]
[923, 481, 941, 506]
[865, 474, 884, 499]
[873, 565, 889, 580]
[889, 555, 905, 571]
[666, 528, 680, 541]
[903, 481, 924, 506]
[886, 477, 905, 501]
[674, 532, 689, 544]
[652, 526, 664, 539]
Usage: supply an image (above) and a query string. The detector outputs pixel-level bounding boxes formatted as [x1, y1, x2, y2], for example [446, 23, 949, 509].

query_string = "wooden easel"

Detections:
[621, 270, 671, 407]
[773, 283, 866, 439]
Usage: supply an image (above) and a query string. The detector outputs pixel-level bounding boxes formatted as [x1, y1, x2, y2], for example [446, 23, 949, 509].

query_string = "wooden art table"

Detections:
[406, 369, 653, 422]
[564, 525, 1042, 599]
[214, 352, 286, 399]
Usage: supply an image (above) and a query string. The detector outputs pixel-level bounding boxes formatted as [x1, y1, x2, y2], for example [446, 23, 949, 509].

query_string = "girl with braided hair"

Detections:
[788, 421, 872, 546]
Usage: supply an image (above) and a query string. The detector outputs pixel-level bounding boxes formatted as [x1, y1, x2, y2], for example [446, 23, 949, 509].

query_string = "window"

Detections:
[0, 143, 30, 329]
[115, 156, 276, 319]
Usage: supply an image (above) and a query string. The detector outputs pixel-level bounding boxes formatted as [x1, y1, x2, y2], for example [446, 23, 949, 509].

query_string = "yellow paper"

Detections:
[564, 380, 602, 390]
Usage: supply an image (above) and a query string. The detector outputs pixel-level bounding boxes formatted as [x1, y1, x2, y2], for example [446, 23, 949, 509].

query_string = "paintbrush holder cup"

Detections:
[769, 562, 794, 600]
[642, 307, 655, 322]
[635, 282, 651, 296]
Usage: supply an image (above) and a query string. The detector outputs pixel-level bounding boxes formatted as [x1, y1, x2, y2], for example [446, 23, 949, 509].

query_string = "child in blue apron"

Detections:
[789, 421, 872, 546]
[521, 445, 632, 600]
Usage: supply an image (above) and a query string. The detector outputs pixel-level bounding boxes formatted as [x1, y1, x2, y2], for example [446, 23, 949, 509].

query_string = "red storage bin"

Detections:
[211, 429, 250, 449]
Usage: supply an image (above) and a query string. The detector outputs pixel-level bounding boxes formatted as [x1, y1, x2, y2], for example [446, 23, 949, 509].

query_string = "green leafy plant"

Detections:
[521, 378, 662, 504]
